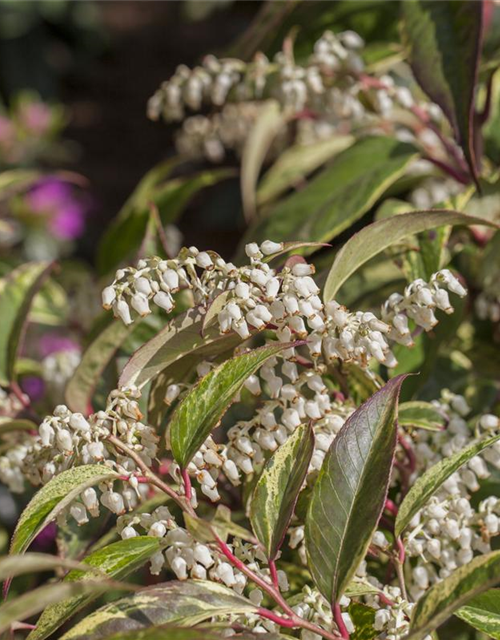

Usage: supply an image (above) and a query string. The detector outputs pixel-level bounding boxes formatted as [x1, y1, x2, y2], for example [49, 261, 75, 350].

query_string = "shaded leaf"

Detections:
[170, 342, 299, 468]
[60, 581, 257, 640]
[119, 308, 242, 389]
[398, 401, 447, 431]
[0, 581, 108, 635]
[323, 209, 499, 301]
[250, 424, 314, 559]
[242, 137, 417, 248]
[406, 551, 500, 640]
[455, 588, 500, 639]
[241, 100, 284, 220]
[401, 0, 483, 181]
[0, 261, 54, 386]
[0, 553, 93, 582]
[28, 537, 162, 640]
[10, 465, 119, 556]
[305, 376, 406, 604]
[396, 434, 500, 538]
[257, 135, 354, 206]
[0, 417, 37, 436]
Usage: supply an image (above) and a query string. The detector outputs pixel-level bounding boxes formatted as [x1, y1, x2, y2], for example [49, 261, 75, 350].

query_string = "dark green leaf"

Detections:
[10, 465, 119, 556]
[242, 137, 417, 248]
[170, 342, 299, 468]
[323, 210, 499, 301]
[396, 434, 500, 538]
[305, 376, 406, 604]
[28, 537, 162, 640]
[398, 401, 447, 432]
[60, 581, 257, 640]
[455, 589, 500, 639]
[0, 261, 54, 386]
[406, 551, 500, 640]
[401, 0, 483, 181]
[250, 424, 314, 559]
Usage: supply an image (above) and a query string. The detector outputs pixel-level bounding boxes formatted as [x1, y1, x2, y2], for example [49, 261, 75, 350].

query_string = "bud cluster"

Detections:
[148, 29, 447, 164]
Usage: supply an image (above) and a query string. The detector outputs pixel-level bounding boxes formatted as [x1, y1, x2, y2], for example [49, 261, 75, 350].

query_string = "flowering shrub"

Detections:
[1, 2, 500, 640]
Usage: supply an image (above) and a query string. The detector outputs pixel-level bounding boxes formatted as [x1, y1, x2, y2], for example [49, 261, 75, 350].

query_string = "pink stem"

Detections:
[181, 468, 192, 501]
[378, 591, 396, 608]
[398, 434, 417, 474]
[257, 608, 296, 628]
[118, 475, 149, 483]
[396, 537, 406, 564]
[269, 559, 280, 589]
[333, 603, 350, 639]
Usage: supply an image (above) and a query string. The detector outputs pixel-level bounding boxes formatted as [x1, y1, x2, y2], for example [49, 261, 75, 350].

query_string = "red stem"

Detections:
[398, 434, 417, 474]
[333, 603, 350, 639]
[181, 468, 192, 501]
[269, 559, 279, 589]
[385, 499, 399, 517]
[257, 608, 296, 628]
[396, 537, 406, 564]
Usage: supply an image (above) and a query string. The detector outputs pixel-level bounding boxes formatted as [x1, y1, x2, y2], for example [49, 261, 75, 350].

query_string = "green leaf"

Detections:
[0, 581, 108, 635]
[455, 589, 500, 639]
[0, 417, 37, 436]
[119, 308, 242, 389]
[60, 581, 257, 640]
[28, 537, 162, 640]
[406, 551, 500, 640]
[10, 465, 119, 556]
[257, 135, 354, 206]
[401, 0, 483, 182]
[242, 137, 417, 248]
[80, 628, 224, 640]
[323, 209, 499, 301]
[395, 434, 500, 538]
[170, 342, 298, 468]
[241, 100, 284, 220]
[65, 316, 138, 413]
[250, 423, 314, 560]
[98, 163, 232, 274]
[398, 401, 447, 431]
[0, 261, 54, 386]
[305, 375, 406, 604]
[0, 553, 94, 582]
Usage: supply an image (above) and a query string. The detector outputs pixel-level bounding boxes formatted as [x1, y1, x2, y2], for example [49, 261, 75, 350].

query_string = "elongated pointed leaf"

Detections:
[241, 100, 283, 220]
[10, 465, 119, 556]
[323, 210, 499, 301]
[398, 401, 447, 432]
[0, 581, 108, 635]
[0, 261, 54, 385]
[170, 342, 299, 468]
[0, 417, 37, 436]
[66, 317, 138, 413]
[0, 553, 93, 582]
[242, 137, 417, 248]
[90, 629, 225, 640]
[251, 424, 314, 560]
[406, 551, 500, 640]
[396, 433, 500, 538]
[401, 0, 483, 182]
[119, 308, 242, 389]
[60, 581, 257, 640]
[305, 376, 406, 604]
[28, 537, 162, 640]
[257, 135, 354, 206]
[455, 589, 500, 640]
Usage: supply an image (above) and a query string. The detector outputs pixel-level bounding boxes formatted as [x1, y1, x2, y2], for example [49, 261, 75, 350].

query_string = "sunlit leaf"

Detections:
[406, 551, 500, 640]
[170, 342, 299, 468]
[455, 589, 500, 639]
[305, 376, 406, 604]
[251, 424, 314, 559]
[396, 434, 500, 538]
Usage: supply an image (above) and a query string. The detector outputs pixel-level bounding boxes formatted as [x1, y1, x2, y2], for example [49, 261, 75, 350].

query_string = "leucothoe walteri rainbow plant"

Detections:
[2, 236, 500, 640]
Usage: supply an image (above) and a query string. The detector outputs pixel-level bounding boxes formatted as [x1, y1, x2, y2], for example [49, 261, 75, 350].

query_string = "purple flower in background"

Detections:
[32, 522, 57, 551]
[26, 178, 87, 240]
[21, 376, 45, 402]
[39, 335, 80, 358]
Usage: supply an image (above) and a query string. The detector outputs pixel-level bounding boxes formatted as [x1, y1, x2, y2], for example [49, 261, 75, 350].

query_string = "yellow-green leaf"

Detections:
[455, 589, 500, 639]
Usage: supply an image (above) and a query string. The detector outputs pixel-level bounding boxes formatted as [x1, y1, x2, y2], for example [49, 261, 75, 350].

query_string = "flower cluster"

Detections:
[103, 241, 466, 372]
[0, 386, 157, 522]
[148, 29, 451, 164]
